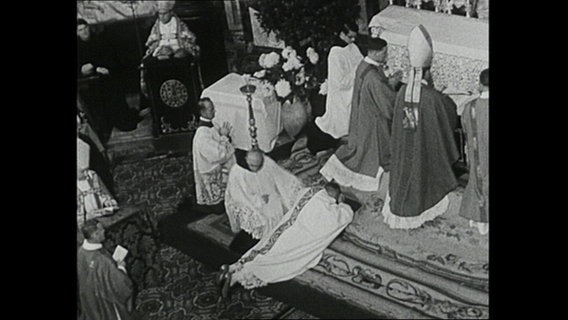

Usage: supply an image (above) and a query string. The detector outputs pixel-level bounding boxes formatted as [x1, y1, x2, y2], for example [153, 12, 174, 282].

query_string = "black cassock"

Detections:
[77, 35, 140, 141]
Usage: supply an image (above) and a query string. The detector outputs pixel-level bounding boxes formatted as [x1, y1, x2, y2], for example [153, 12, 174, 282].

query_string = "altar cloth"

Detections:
[370, 6, 488, 61]
[201, 73, 282, 152]
[370, 6, 488, 94]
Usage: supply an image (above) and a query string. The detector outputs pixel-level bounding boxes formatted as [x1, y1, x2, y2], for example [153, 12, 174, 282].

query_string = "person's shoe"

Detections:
[221, 271, 232, 300]
[216, 264, 229, 286]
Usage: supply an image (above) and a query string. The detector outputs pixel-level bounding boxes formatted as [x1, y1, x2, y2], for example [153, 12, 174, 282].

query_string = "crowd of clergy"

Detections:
[76, 1, 488, 317]
[195, 24, 488, 299]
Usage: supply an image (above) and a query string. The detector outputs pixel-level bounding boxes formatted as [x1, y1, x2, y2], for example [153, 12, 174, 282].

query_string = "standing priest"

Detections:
[382, 25, 460, 229]
[319, 36, 401, 193]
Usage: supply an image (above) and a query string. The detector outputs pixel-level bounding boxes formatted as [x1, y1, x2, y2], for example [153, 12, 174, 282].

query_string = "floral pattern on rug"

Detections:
[113, 155, 195, 221]
[343, 190, 489, 283]
[112, 155, 317, 319]
[136, 246, 294, 320]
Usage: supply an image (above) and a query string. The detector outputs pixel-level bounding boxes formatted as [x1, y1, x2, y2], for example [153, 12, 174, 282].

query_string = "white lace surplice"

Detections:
[231, 188, 354, 288]
[224, 156, 304, 239]
[193, 126, 235, 205]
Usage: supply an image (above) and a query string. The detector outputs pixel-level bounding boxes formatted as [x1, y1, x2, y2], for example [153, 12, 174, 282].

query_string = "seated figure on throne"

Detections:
[224, 148, 305, 241]
[139, 0, 202, 127]
[144, 0, 200, 61]
[77, 18, 143, 143]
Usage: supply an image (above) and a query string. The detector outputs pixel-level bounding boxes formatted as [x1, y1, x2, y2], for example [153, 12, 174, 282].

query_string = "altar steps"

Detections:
[158, 209, 386, 319]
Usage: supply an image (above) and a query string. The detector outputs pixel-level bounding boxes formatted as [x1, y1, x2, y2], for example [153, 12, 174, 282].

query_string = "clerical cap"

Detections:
[368, 36, 387, 51]
[404, 25, 434, 105]
[158, 0, 175, 13]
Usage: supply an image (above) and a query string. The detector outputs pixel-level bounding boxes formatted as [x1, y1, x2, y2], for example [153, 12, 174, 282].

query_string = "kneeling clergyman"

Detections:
[217, 182, 353, 299]
[193, 98, 236, 207]
[224, 148, 305, 240]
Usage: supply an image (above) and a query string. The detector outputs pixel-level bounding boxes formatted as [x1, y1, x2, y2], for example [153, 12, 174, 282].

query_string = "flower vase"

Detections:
[281, 96, 311, 139]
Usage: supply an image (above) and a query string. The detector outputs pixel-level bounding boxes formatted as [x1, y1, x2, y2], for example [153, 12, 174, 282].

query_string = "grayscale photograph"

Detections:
[76, 0, 489, 318]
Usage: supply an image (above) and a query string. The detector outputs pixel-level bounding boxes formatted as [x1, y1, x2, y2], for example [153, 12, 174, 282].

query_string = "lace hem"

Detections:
[195, 169, 227, 206]
[231, 268, 267, 289]
[319, 154, 384, 192]
[225, 201, 265, 239]
[381, 192, 449, 230]
[284, 183, 307, 210]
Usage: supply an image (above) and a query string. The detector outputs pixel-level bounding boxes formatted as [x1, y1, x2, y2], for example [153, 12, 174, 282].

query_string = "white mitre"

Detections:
[404, 24, 434, 104]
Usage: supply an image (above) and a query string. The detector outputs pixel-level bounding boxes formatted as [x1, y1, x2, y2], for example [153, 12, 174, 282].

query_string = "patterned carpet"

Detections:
[111, 150, 318, 319]
[109, 133, 489, 319]
[179, 139, 489, 318]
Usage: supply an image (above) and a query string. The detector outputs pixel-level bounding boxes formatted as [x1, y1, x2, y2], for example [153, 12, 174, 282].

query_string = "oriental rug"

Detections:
[182, 137, 489, 319]
[111, 149, 318, 319]
[135, 246, 316, 320]
[111, 134, 489, 319]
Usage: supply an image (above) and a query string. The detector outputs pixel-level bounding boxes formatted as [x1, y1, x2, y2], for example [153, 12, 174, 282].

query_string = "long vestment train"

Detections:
[230, 187, 353, 288]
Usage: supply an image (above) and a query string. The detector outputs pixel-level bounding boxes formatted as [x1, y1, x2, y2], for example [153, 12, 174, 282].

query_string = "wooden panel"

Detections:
[175, 1, 229, 87]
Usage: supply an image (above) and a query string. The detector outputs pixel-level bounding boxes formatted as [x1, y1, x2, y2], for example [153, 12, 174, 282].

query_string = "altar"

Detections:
[201, 73, 283, 152]
[370, 5, 488, 110]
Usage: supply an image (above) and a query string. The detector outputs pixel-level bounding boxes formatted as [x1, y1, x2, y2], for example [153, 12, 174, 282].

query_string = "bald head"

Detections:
[245, 149, 264, 172]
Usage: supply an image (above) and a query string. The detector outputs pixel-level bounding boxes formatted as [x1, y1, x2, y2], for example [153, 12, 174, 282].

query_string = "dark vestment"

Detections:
[389, 84, 460, 217]
[78, 34, 140, 141]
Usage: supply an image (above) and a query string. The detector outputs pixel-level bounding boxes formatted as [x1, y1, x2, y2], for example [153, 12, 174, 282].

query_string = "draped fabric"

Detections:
[224, 156, 304, 240]
[315, 43, 363, 139]
[319, 60, 396, 192]
[230, 188, 354, 289]
[77, 170, 117, 228]
[192, 124, 235, 205]
[77, 247, 134, 320]
[459, 97, 489, 224]
[384, 84, 459, 228]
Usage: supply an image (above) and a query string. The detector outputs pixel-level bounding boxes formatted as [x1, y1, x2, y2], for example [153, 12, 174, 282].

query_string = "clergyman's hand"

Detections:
[388, 70, 403, 89]
[219, 122, 232, 137]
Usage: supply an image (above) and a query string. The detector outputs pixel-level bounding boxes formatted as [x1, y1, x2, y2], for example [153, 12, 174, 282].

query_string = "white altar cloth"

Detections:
[201, 73, 282, 152]
[370, 6, 488, 108]
[369, 6, 488, 61]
